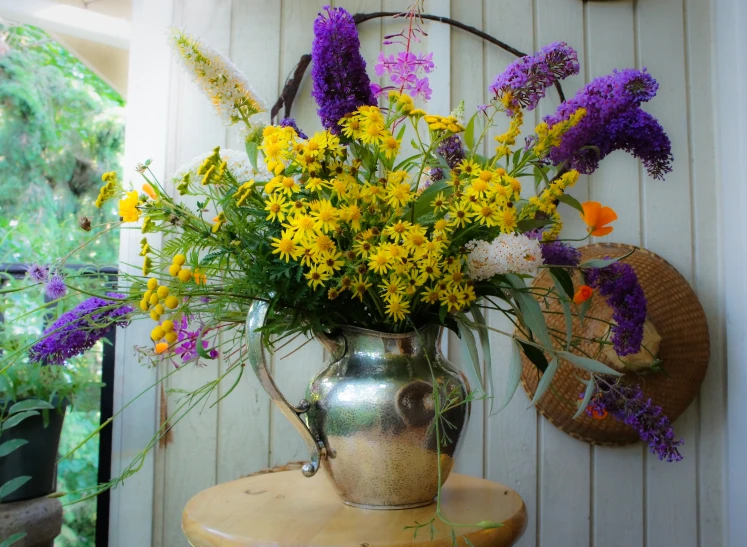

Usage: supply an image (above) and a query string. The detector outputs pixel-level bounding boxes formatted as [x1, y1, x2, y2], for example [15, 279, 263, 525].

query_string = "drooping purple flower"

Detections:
[584, 262, 647, 356]
[279, 117, 308, 140]
[29, 294, 132, 365]
[171, 316, 219, 365]
[540, 241, 581, 267]
[572, 107, 673, 180]
[26, 264, 50, 283]
[44, 273, 67, 300]
[311, 6, 376, 132]
[489, 42, 580, 116]
[437, 135, 465, 170]
[543, 68, 670, 178]
[587, 383, 683, 462]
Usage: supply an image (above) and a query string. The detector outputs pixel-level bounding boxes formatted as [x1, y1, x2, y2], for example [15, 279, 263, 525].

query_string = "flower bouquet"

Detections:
[1, 0, 683, 528]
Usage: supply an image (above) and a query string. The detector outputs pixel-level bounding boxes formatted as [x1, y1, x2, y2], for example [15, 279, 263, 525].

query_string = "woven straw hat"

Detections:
[520, 243, 710, 445]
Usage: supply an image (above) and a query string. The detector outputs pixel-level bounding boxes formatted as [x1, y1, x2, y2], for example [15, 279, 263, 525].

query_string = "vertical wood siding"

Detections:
[118, 1, 725, 545]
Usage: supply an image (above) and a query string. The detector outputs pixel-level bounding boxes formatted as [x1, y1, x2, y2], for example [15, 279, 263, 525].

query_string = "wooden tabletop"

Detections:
[182, 471, 527, 547]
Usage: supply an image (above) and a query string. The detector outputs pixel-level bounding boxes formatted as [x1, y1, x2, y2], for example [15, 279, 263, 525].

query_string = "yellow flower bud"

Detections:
[157, 285, 169, 298]
[149, 293, 159, 306]
[139, 299, 149, 312]
[150, 326, 165, 341]
[147, 278, 158, 290]
[178, 269, 193, 283]
[165, 331, 178, 344]
[168, 264, 181, 277]
[154, 304, 165, 316]
[173, 254, 186, 266]
[143, 290, 153, 302]
[161, 320, 174, 333]
[150, 310, 161, 322]
[165, 296, 179, 309]
[155, 342, 169, 354]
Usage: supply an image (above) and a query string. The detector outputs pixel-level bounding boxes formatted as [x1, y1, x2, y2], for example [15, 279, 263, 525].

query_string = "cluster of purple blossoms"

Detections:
[29, 294, 132, 365]
[374, 51, 434, 101]
[584, 262, 647, 356]
[279, 117, 308, 140]
[587, 383, 683, 462]
[430, 135, 465, 182]
[26, 264, 50, 283]
[540, 241, 581, 267]
[489, 41, 580, 116]
[544, 68, 672, 179]
[26, 264, 67, 300]
[311, 6, 376, 132]
[170, 315, 219, 365]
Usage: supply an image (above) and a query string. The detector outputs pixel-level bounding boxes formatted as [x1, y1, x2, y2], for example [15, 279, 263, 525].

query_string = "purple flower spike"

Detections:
[544, 68, 671, 178]
[489, 41, 580, 116]
[588, 383, 683, 462]
[29, 294, 132, 365]
[45, 273, 67, 300]
[26, 264, 50, 284]
[540, 241, 581, 267]
[279, 117, 308, 140]
[311, 6, 376, 132]
[584, 262, 647, 356]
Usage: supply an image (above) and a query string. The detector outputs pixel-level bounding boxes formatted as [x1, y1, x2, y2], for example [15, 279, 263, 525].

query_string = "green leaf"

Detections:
[532, 356, 558, 404]
[457, 316, 484, 393]
[551, 275, 574, 351]
[477, 520, 504, 529]
[519, 340, 549, 373]
[573, 377, 596, 419]
[195, 326, 217, 361]
[0, 532, 27, 547]
[439, 304, 448, 325]
[580, 249, 635, 270]
[0, 439, 28, 458]
[550, 268, 574, 299]
[578, 297, 592, 326]
[1, 410, 39, 431]
[0, 476, 31, 501]
[495, 341, 523, 414]
[558, 351, 622, 376]
[244, 141, 259, 173]
[516, 218, 553, 233]
[8, 399, 54, 414]
[507, 274, 553, 349]
[470, 305, 493, 405]
[558, 193, 584, 213]
[464, 111, 478, 151]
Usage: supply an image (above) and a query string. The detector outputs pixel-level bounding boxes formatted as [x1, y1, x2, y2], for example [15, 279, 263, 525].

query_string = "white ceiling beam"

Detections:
[0, 0, 130, 50]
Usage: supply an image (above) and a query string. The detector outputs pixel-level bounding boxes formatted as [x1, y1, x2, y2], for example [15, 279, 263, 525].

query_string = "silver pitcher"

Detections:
[246, 300, 470, 509]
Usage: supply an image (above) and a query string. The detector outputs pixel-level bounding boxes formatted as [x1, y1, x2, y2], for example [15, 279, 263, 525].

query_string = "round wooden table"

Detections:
[182, 471, 527, 547]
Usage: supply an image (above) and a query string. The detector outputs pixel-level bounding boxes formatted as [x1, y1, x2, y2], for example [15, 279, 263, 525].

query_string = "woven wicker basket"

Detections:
[520, 243, 710, 445]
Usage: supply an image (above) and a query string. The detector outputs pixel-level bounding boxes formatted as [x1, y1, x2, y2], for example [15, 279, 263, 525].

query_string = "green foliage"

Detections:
[0, 22, 123, 266]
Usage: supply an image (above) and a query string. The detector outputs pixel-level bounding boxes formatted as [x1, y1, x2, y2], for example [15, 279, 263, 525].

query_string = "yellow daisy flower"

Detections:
[351, 274, 372, 301]
[264, 194, 290, 223]
[271, 233, 300, 262]
[385, 294, 410, 322]
[305, 265, 330, 289]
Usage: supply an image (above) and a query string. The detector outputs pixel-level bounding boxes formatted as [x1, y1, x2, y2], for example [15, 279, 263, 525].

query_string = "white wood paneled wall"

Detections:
[115, 1, 725, 546]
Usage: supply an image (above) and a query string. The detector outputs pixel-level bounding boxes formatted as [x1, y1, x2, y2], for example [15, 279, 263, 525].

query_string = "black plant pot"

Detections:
[0, 401, 67, 503]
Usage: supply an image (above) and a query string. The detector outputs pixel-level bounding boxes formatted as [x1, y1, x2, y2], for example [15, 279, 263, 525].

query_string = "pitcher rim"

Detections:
[327, 323, 438, 340]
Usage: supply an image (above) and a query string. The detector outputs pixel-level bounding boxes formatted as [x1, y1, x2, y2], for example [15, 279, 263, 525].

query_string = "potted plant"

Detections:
[2, 1, 682, 534]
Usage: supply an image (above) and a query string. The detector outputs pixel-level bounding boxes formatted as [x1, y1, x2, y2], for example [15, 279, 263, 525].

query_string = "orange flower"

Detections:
[573, 284, 593, 304]
[193, 269, 207, 285]
[591, 408, 608, 420]
[155, 342, 169, 354]
[142, 183, 158, 200]
[580, 201, 617, 237]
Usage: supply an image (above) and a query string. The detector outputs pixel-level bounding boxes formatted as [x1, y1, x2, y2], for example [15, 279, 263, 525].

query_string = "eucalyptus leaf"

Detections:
[519, 340, 549, 373]
[531, 356, 558, 404]
[8, 399, 54, 414]
[580, 249, 635, 269]
[1, 410, 39, 431]
[0, 439, 28, 458]
[0, 532, 26, 547]
[516, 218, 553, 233]
[558, 193, 584, 213]
[0, 476, 31, 501]
[578, 297, 592, 326]
[464, 111, 478, 151]
[244, 141, 259, 173]
[551, 276, 574, 351]
[507, 274, 553, 349]
[195, 326, 217, 360]
[573, 376, 596, 419]
[550, 268, 574, 299]
[457, 316, 484, 393]
[495, 341, 523, 414]
[558, 350, 622, 376]
[470, 305, 493, 406]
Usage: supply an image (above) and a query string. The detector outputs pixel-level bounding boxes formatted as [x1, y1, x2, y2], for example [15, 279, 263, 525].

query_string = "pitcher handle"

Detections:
[246, 300, 325, 477]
